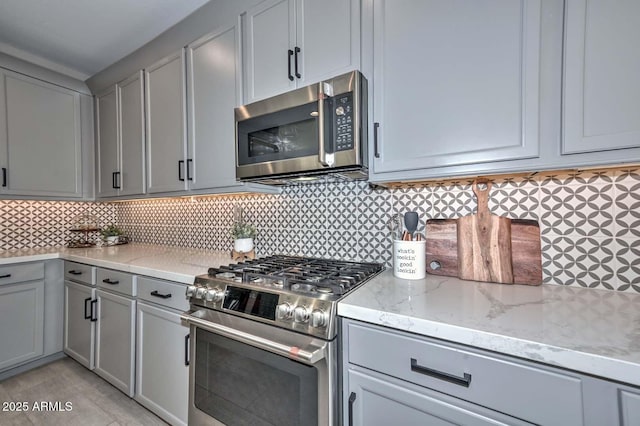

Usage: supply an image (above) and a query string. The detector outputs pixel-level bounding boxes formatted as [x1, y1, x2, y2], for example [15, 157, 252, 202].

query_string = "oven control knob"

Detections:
[310, 309, 328, 328]
[205, 289, 216, 302]
[195, 286, 206, 299]
[293, 306, 310, 323]
[335, 106, 345, 116]
[212, 289, 225, 303]
[185, 285, 197, 297]
[276, 303, 293, 320]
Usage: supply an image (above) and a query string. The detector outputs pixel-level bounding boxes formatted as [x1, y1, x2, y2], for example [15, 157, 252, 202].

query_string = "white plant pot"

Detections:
[106, 236, 119, 244]
[234, 238, 254, 253]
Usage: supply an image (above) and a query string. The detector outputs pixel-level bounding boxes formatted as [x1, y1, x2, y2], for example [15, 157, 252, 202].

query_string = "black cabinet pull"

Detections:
[410, 358, 472, 387]
[186, 159, 193, 181]
[68, 270, 82, 275]
[112, 171, 121, 189]
[84, 297, 92, 319]
[0, 274, 11, 279]
[348, 392, 356, 426]
[90, 299, 98, 322]
[2, 167, 6, 187]
[102, 278, 119, 285]
[373, 122, 381, 158]
[287, 49, 294, 81]
[178, 160, 185, 181]
[294, 46, 301, 78]
[150, 290, 172, 299]
[184, 334, 190, 366]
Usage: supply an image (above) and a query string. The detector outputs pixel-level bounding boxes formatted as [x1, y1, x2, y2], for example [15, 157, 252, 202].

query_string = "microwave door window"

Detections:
[237, 101, 319, 166]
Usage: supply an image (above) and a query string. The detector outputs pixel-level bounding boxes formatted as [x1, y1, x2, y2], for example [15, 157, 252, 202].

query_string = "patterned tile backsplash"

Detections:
[0, 201, 117, 249]
[1, 167, 638, 293]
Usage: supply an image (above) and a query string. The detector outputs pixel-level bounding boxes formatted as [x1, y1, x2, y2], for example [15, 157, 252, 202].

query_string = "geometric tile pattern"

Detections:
[0, 201, 116, 249]
[2, 166, 637, 293]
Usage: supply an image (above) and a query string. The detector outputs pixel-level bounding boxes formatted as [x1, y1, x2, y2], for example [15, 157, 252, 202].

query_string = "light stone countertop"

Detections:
[0, 244, 234, 283]
[338, 270, 640, 387]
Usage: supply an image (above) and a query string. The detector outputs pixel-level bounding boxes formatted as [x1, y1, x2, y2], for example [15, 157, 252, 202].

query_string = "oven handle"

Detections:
[181, 311, 326, 365]
[317, 82, 335, 168]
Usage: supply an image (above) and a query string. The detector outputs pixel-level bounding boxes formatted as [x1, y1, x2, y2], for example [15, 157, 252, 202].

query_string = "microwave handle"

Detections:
[318, 82, 335, 167]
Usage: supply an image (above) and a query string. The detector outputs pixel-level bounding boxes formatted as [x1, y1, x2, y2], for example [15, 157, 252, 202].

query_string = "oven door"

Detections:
[182, 308, 337, 426]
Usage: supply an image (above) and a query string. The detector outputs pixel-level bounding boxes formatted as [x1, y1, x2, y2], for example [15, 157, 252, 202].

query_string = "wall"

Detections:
[0, 201, 116, 249]
[117, 167, 640, 293]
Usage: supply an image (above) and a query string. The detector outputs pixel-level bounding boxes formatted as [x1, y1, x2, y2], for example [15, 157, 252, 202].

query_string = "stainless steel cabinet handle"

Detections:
[410, 358, 472, 387]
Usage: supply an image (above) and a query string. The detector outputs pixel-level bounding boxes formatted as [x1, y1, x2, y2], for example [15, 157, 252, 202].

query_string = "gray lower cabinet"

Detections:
[94, 268, 137, 397]
[0, 263, 45, 371]
[135, 276, 190, 426]
[347, 367, 530, 426]
[63, 279, 96, 369]
[342, 319, 585, 426]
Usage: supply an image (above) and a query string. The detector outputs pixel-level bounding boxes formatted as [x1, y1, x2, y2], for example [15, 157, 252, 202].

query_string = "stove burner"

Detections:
[206, 255, 383, 297]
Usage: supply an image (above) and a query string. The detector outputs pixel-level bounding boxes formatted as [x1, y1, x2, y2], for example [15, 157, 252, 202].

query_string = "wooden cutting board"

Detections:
[426, 179, 542, 285]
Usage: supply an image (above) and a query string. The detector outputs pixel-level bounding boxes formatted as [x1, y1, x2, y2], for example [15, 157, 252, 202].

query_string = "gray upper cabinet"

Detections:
[0, 69, 84, 198]
[117, 72, 146, 197]
[186, 22, 242, 190]
[96, 86, 119, 198]
[368, 0, 544, 180]
[242, 0, 360, 103]
[145, 51, 188, 194]
[96, 71, 145, 198]
[562, 0, 640, 155]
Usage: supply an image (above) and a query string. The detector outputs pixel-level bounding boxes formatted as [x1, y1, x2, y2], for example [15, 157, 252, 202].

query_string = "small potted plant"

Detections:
[231, 221, 256, 253]
[101, 224, 124, 244]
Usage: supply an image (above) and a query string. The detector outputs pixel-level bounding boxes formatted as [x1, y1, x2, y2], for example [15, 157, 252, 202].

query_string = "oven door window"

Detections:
[194, 328, 318, 426]
[237, 101, 319, 166]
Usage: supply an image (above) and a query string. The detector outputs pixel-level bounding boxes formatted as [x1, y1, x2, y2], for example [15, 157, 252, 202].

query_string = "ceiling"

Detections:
[0, 0, 210, 81]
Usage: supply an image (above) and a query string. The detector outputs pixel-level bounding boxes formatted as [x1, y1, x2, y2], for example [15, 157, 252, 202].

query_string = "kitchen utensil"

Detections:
[425, 180, 542, 285]
[457, 180, 513, 283]
[404, 211, 419, 240]
[387, 213, 403, 240]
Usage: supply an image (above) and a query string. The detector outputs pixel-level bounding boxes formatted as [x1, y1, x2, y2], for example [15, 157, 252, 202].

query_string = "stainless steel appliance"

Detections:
[181, 255, 383, 426]
[235, 71, 368, 185]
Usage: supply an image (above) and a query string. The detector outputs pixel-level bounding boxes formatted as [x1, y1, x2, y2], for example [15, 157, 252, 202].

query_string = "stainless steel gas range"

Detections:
[181, 255, 383, 426]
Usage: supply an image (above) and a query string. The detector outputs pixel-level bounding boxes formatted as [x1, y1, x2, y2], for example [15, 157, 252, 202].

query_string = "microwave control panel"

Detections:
[334, 93, 354, 151]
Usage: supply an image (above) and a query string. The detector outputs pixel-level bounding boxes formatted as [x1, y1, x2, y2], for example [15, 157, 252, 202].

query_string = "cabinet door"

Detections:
[243, 0, 296, 103]
[371, 0, 541, 175]
[2, 70, 82, 197]
[145, 51, 188, 194]
[186, 23, 242, 190]
[563, 0, 640, 154]
[0, 281, 44, 370]
[63, 280, 95, 369]
[136, 301, 189, 426]
[295, 0, 360, 87]
[346, 368, 528, 426]
[620, 390, 640, 426]
[118, 71, 146, 196]
[96, 86, 119, 198]
[95, 289, 135, 397]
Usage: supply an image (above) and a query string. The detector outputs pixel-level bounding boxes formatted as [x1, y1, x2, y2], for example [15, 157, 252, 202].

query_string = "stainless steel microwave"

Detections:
[235, 71, 368, 184]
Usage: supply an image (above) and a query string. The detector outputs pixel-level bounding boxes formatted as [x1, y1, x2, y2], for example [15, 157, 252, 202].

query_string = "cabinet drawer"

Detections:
[96, 268, 136, 297]
[346, 321, 584, 426]
[0, 262, 44, 286]
[137, 276, 189, 311]
[64, 261, 95, 285]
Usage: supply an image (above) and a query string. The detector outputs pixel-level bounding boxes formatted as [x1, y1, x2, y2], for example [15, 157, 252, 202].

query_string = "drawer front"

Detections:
[96, 268, 136, 297]
[346, 320, 584, 426]
[137, 276, 189, 311]
[0, 262, 44, 286]
[64, 261, 96, 285]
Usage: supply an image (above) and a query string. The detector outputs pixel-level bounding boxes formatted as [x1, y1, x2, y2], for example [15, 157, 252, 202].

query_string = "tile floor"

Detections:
[0, 357, 166, 425]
